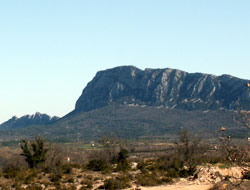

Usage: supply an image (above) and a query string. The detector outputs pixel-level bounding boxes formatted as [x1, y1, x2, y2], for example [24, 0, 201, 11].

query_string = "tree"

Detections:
[176, 129, 203, 175]
[20, 136, 48, 168]
[117, 148, 129, 171]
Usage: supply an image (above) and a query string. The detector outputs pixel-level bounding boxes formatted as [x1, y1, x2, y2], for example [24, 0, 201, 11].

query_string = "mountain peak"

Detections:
[75, 66, 250, 113]
[11, 116, 18, 120]
[0, 113, 60, 130]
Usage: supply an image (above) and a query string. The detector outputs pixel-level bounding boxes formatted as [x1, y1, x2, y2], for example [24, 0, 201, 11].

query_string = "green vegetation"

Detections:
[0, 105, 245, 142]
[21, 136, 48, 168]
[116, 148, 130, 171]
[102, 175, 131, 190]
[87, 159, 110, 172]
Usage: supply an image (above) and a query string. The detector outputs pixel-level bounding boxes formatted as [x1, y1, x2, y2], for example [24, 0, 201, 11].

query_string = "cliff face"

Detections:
[75, 66, 250, 112]
[0, 112, 59, 130]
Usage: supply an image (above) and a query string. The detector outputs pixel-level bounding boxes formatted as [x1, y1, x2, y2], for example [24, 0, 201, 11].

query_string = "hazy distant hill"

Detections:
[74, 66, 250, 113]
[0, 112, 59, 130]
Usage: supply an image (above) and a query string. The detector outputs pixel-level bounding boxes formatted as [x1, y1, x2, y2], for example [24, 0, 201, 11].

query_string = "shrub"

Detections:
[67, 185, 77, 190]
[3, 165, 22, 179]
[137, 159, 155, 173]
[21, 136, 48, 168]
[161, 177, 173, 183]
[102, 175, 130, 190]
[243, 170, 250, 180]
[136, 172, 162, 186]
[24, 170, 38, 184]
[116, 148, 130, 171]
[25, 184, 43, 190]
[149, 153, 198, 179]
[67, 177, 74, 183]
[137, 161, 145, 170]
[156, 156, 183, 178]
[0, 184, 11, 190]
[176, 129, 204, 172]
[151, 129, 205, 178]
[62, 164, 73, 174]
[87, 159, 110, 171]
[81, 179, 93, 189]
[50, 173, 62, 183]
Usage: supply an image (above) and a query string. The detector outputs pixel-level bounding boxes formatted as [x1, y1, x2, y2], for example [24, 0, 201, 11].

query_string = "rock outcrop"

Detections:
[0, 112, 59, 130]
[75, 66, 250, 112]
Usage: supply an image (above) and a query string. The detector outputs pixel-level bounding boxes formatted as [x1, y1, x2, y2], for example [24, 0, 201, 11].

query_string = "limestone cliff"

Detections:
[75, 66, 250, 112]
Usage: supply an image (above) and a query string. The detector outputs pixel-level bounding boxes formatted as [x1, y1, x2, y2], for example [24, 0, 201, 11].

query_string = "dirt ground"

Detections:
[133, 165, 245, 190]
[0, 163, 248, 190]
[140, 184, 212, 190]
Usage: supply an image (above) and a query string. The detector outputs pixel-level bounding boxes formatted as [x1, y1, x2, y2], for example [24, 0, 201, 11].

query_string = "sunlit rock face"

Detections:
[75, 66, 250, 112]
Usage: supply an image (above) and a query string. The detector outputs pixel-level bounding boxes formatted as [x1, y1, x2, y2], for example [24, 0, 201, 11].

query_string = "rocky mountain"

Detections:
[1, 66, 249, 142]
[0, 112, 59, 130]
[75, 66, 250, 113]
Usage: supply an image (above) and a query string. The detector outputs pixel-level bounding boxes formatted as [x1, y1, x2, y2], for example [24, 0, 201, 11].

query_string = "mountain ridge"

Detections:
[1, 66, 249, 142]
[75, 66, 250, 113]
[0, 112, 59, 130]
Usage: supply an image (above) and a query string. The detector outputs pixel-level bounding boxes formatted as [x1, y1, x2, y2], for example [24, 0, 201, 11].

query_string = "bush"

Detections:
[61, 164, 73, 174]
[80, 179, 93, 189]
[25, 184, 43, 190]
[201, 152, 226, 164]
[21, 136, 48, 168]
[87, 159, 110, 171]
[3, 165, 22, 179]
[0, 184, 12, 190]
[67, 177, 74, 183]
[148, 129, 207, 179]
[116, 149, 130, 171]
[136, 172, 162, 186]
[24, 170, 38, 184]
[137, 159, 156, 173]
[161, 177, 173, 183]
[140, 153, 197, 179]
[101, 175, 130, 190]
[50, 173, 62, 183]
[156, 156, 183, 178]
[243, 170, 250, 180]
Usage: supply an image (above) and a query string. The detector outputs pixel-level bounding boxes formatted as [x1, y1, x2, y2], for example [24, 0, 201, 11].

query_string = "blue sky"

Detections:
[0, 0, 250, 123]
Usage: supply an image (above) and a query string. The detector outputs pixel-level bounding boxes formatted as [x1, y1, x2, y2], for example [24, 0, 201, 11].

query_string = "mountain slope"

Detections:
[0, 112, 59, 130]
[75, 66, 250, 113]
[6, 105, 246, 142]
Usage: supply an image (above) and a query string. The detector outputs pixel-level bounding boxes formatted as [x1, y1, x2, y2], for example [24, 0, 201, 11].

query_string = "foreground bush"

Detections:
[116, 148, 130, 171]
[21, 136, 48, 168]
[3, 165, 23, 179]
[101, 175, 131, 190]
[136, 171, 163, 186]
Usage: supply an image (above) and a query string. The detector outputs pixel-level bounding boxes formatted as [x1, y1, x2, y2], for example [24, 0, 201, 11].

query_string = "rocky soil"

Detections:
[0, 164, 248, 190]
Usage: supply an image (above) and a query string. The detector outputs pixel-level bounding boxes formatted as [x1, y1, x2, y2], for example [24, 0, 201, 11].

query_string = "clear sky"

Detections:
[0, 0, 250, 123]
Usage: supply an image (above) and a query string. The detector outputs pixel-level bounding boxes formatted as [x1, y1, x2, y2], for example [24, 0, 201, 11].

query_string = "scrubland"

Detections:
[0, 130, 249, 190]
